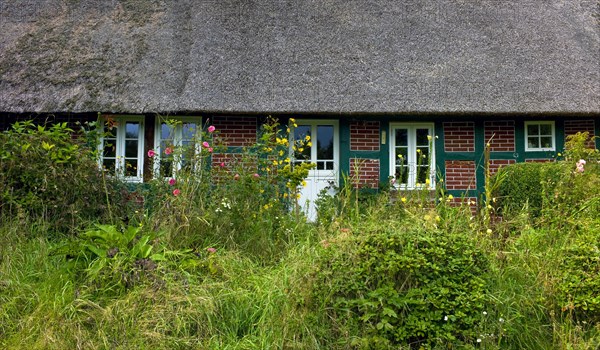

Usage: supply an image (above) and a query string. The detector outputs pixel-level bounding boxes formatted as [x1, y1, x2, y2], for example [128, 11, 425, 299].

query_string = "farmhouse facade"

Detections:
[1, 1, 599, 212]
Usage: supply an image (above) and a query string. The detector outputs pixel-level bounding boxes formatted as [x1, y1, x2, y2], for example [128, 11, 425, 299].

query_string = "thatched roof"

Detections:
[1, 0, 599, 115]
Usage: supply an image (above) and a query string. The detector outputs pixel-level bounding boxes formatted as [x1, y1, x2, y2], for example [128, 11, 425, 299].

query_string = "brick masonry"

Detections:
[488, 159, 516, 176]
[350, 158, 380, 189]
[564, 119, 596, 148]
[445, 160, 476, 190]
[211, 153, 258, 174]
[484, 120, 515, 152]
[350, 121, 380, 151]
[448, 196, 478, 215]
[211, 116, 257, 147]
[444, 122, 475, 152]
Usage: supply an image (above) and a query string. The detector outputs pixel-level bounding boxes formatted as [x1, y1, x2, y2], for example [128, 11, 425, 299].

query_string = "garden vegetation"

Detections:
[0, 119, 599, 349]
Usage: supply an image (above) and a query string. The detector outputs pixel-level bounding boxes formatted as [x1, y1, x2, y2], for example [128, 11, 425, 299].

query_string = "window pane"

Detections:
[125, 140, 138, 158]
[125, 122, 139, 138]
[326, 162, 334, 170]
[528, 137, 539, 149]
[417, 147, 430, 165]
[294, 125, 311, 160]
[540, 124, 552, 135]
[103, 142, 116, 157]
[317, 125, 334, 160]
[396, 166, 409, 184]
[416, 128, 430, 146]
[161, 123, 174, 139]
[182, 123, 197, 140]
[125, 159, 137, 177]
[160, 160, 173, 177]
[317, 161, 325, 170]
[417, 166, 429, 184]
[396, 147, 408, 165]
[395, 129, 408, 146]
[103, 159, 116, 174]
[540, 137, 552, 148]
[527, 124, 539, 136]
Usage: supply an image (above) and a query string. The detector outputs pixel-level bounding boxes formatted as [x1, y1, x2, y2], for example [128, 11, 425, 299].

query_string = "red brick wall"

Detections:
[211, 116, 257, 147]
[211, 153, 257, 173]
[484, 120, 515, 152]
[488, 159, 516, 176]
[350, 121, 380, 151]
[444, 122, 475, 152]
[445, 160, 476, 190]
[448, 196, 478, 215]
[564, 119, 596, 148]
[350, 158, 380, 189]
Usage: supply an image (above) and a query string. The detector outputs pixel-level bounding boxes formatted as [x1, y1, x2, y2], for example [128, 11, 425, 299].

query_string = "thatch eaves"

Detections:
[1, 0, 599, 115]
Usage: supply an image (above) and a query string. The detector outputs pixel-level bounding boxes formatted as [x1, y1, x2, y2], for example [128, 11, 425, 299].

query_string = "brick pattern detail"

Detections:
[443, 122, 475, 152]
[211, 153, 257, 174]
[448, 196, 478, 215]
[484, 120, 515, 152]
[350, 158, 380, 189]
[445, 160, 476, 190]
[350, 121, 380, 151]
[488, 159, 515, 176]
[564, 120, 596, 149]
[211, 116, 257, 147]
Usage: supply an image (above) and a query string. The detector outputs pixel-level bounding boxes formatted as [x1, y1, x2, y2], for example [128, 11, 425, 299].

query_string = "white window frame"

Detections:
[389, 123, 435, 190]
[290, 120, 340, 178]
[153, 117, 203, 178]
[98, 116, 145, 183]
[524, 121, 555, 152]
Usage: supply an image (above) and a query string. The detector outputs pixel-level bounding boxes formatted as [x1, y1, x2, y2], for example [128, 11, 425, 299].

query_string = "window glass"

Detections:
[391, 124, 434, 189]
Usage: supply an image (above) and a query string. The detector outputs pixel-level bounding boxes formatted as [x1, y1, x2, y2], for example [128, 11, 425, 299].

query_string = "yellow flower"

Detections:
[286, 128, 290, 133]
[306, 142, 312, 147]
[289, 118, 295, 123]
[557, 153, 562, 157]
[425, 179, 430, 185]
[401, 197, 407, 203]
[284, 157, 290, 164]
[302, 180, 307, 187]
[417, 149, 421, 153]
[427, 135, 432, 141]
[448, 194, 454, 200]
[486, 228, 493, 234]
[435, 216, 441, 222]
[273, 160, 278, 166]
[283, 193, 288, 198]
[305, 135, 310, 141]
[296, 193, 301, 199]
[279, 150, 285, 156]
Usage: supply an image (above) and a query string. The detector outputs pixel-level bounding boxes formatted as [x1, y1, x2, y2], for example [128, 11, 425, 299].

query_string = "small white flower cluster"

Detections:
[215, 198, 232, 213]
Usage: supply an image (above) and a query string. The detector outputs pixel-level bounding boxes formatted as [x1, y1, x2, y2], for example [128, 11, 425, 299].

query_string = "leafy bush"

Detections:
[555, 228, 600, 324]
[494, 162, 568, 218]
[312, 226, 491, 348]
[0, 120, 134, 233]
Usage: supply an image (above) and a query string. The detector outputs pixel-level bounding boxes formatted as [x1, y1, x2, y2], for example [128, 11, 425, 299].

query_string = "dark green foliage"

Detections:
[494, 162, 569, 218]
[556, 228, 600, 323]
[312, 227, 490, 348]
[0, 120, 134, 233]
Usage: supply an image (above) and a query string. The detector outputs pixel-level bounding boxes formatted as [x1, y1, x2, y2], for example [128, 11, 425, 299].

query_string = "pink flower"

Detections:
[147, 149, 156, 158]
[253, 173, 260, 178]
[168, 178, 176, 186]
[576, 159, 586, 173]
[207, 247, 216, 253]
[234, 174, 240, 180]
[164, 147, 173, 155]
[202, 141, 210, 148]
[207, 125, 216, 133]
[208, 147, 213, 153]
[220, 162, 225, 167]
[172, 189, 181, 196]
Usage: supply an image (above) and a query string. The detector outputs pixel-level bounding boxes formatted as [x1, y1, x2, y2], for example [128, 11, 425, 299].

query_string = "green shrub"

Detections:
[555, 228, 600, 324]
[0, 120, 134, 233]
[494, 162, 568, 218]
[312, 226, 491, 348]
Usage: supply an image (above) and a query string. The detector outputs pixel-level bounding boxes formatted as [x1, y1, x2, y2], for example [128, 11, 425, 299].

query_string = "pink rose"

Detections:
[168, 178, 176, 186]
[147, 149, 156, 158]
[207, 125, 216, 133]
[165, 147, 173, 155]
[207, 247, 216, 253]
[172, 189, 181, 196]
[220, 162, 225, 167]
[202, 141, 210, 148]
[253, 173, 260, 178]
[208, 147, 213, 153]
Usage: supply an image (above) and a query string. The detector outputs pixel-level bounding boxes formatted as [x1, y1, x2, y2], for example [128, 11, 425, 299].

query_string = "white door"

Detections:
[292, 120, 339, 221]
